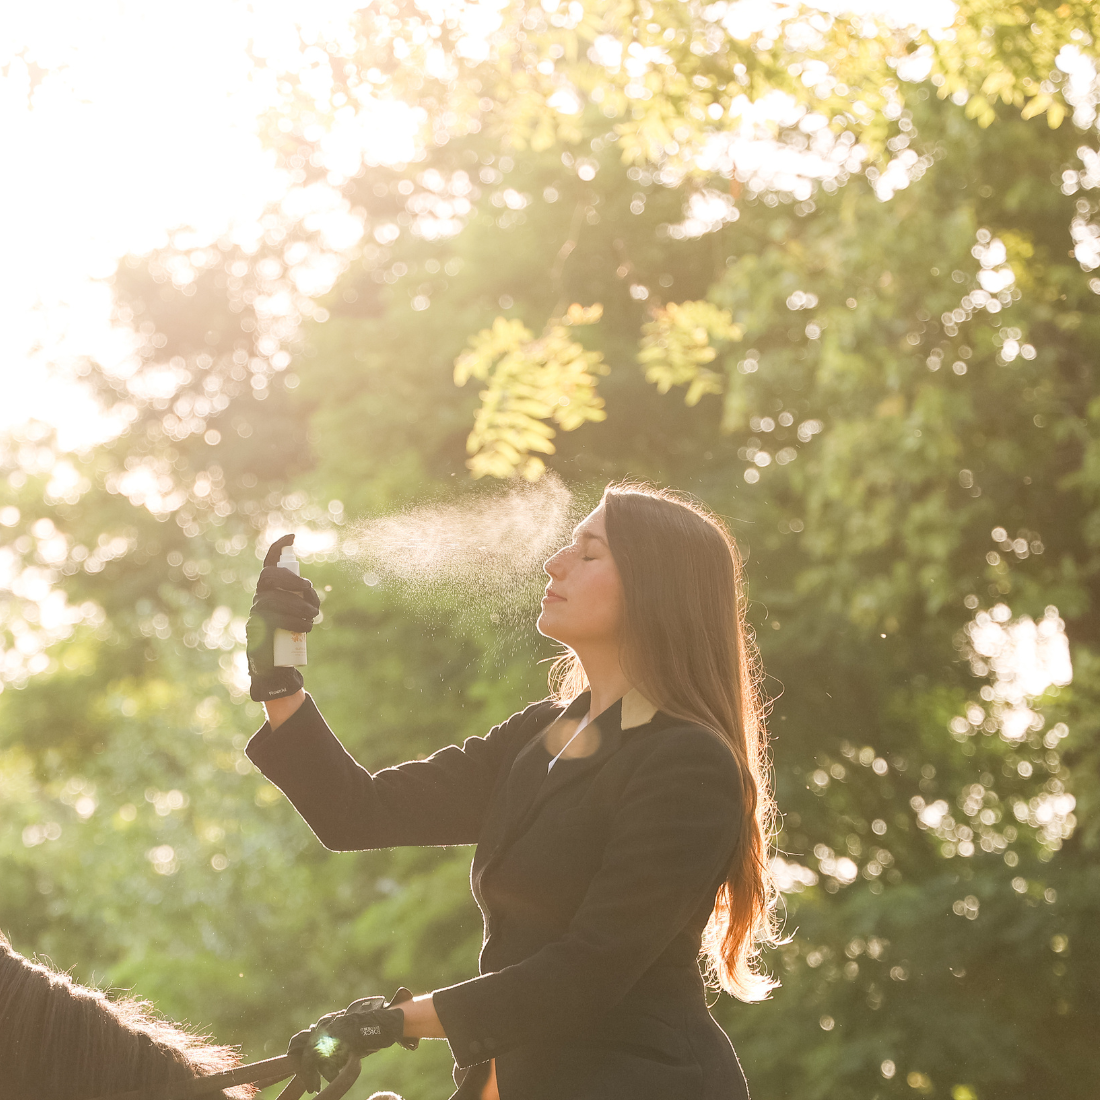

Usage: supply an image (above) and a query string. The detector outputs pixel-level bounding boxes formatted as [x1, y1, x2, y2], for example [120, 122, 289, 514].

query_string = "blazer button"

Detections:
[484, 1038, 496, 1052]
[469, 1040, 483, 1055]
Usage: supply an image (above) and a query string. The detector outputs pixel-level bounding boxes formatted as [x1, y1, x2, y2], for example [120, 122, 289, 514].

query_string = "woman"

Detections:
[0, 932, 251, 1099]
[244, 482, 778, 1100]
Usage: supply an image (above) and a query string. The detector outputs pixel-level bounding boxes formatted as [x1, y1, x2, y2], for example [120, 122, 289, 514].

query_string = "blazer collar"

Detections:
[560, 687, 659, 731]
[526, 687, 659, 812]
[620, 687, 659, 730]
[479, 688, 662, 875]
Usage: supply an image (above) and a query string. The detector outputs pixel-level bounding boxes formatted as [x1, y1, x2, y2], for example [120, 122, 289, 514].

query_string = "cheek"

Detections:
[574, 564, 624, 631]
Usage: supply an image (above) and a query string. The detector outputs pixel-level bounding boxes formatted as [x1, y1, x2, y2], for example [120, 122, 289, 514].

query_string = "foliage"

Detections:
[272, 0, 1100, 175]
[264, 0, 1100, 477]
[3, 6, 1100, 1100]
[454, 304, 609, 478]
[638, 299, 742, 408]
[932, 0, 1097, 130]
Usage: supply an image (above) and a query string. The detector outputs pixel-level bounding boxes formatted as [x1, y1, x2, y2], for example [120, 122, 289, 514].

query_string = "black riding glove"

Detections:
[288, 989, 417, 1093]
[246, 533, 322, 702]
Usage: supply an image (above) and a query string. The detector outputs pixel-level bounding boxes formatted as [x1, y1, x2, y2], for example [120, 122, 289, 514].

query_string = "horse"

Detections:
[0, 931, 253, 1100]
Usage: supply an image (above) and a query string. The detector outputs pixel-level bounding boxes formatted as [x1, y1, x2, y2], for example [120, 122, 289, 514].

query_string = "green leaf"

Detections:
[638, 300, 743, 406]
[454, 307, 610, 479]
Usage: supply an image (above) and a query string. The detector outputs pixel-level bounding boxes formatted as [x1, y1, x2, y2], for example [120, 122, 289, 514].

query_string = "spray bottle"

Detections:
[273, 544, 308, 668]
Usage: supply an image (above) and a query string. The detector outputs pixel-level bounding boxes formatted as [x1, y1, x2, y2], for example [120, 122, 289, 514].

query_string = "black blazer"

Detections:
[246, 691, 750, 1100]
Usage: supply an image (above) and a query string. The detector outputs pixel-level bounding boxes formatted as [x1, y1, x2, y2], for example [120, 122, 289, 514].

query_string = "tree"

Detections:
[260, 0, 1100, 474]
[3, 4, 1100, 1099]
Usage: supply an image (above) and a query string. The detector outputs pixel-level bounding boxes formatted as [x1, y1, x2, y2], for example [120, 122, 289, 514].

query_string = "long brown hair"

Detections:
[0, 931, 251, 1100]
[549, 481, 779, 1001]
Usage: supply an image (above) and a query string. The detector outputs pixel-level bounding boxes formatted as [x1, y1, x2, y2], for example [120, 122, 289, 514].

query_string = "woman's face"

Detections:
[538, 504, 625, 649]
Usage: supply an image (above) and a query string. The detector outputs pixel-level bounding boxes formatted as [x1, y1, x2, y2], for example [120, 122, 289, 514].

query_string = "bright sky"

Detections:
[0, 0, 367, 450]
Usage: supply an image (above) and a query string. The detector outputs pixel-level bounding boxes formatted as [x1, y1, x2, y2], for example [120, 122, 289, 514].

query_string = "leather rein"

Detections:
[90, 1050, 364, 1100]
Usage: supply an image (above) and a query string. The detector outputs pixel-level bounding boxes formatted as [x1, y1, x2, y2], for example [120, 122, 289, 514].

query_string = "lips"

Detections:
[542, 588, 566, 602]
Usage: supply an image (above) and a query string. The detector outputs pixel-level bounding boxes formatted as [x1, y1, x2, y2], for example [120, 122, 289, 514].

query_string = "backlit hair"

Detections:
[549, 481, 779, 1000]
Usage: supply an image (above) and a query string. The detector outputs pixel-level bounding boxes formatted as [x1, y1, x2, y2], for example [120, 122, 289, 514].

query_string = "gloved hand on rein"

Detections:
[245, 533, 321, 702]
[287, 988, 418, 1093]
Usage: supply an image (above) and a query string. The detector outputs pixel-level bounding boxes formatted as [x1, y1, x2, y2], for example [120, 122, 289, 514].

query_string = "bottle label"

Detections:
[273, 628, 307, 668]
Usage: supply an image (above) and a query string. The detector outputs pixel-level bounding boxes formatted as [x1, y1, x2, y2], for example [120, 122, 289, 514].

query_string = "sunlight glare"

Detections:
[0, 0, 379, 451]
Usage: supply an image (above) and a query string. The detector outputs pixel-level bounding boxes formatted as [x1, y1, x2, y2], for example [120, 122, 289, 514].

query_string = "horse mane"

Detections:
[0, 931, 253, 1100]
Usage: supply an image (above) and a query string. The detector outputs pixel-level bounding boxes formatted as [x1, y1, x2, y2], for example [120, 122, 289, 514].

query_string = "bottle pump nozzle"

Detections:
[278, 545, 300, 575]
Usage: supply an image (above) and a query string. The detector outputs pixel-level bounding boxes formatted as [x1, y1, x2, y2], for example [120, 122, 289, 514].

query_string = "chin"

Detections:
[536, 608, 566, 643]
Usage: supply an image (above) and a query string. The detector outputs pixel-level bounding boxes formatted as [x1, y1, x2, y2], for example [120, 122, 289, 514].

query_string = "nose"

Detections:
[544, 546, 567, 580]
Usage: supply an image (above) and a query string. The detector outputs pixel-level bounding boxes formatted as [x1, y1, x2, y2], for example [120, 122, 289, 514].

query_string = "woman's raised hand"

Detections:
[245, 533, 321, 703]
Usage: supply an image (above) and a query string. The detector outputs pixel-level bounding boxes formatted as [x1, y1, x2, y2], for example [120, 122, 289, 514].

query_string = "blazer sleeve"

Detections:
[432, 725, 744, 1067]
[245, 692, 539, 851]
